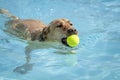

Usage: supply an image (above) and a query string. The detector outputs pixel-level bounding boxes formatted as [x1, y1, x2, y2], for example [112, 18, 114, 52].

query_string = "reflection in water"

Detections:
[13, 41, 78, 74]
[13, 63, 34, 74]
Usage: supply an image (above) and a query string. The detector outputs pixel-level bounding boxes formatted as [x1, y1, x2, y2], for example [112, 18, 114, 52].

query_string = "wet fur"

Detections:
[5, 18, 78, 42]
[0, 9, 78, 74]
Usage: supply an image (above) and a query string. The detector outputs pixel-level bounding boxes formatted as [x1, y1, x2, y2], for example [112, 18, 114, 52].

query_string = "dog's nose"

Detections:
[67, 29, 77, 34]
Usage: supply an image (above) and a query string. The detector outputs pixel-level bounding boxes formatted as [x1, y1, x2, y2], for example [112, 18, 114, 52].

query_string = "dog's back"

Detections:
[0, 9, 48, 40]
[5, 19, 47, 40]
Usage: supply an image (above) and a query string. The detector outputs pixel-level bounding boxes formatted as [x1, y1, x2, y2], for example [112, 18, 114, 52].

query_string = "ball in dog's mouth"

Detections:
[61, 35, 80, 48]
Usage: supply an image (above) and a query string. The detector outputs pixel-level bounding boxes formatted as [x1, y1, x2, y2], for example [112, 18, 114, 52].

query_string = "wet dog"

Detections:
[0, 9, 78, 46]
[0, 9, 78, 74]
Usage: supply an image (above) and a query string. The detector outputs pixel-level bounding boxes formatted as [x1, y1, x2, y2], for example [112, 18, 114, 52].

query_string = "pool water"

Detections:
[0, 0, 120, 80]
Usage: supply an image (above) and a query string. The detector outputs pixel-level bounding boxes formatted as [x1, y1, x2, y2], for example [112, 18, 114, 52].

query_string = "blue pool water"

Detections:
[0, 0, 120, 80]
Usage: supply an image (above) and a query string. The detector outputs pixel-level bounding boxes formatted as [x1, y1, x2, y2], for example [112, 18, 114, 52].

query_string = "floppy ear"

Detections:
[42, 27, 50, 35]
[39, 27, 50, 41]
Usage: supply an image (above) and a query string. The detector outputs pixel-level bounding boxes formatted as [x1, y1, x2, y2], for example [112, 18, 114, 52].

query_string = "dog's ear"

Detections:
[39, 27, 50, 41]
[42, 27, 50, 35]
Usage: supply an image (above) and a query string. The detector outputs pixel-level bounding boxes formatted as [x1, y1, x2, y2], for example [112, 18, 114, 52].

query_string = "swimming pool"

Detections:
[0, 0, 120, 80]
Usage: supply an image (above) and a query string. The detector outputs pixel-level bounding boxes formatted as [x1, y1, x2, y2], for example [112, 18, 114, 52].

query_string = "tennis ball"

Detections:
[67, 35, 80, 47]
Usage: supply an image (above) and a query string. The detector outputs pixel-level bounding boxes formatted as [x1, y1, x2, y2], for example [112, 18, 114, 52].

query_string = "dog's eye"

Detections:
[70, 23, 73, 26]
[56, 24, 63, 28]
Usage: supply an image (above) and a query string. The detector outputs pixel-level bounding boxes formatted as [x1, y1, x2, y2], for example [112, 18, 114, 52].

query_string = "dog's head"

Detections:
[46, 18, 78, 42]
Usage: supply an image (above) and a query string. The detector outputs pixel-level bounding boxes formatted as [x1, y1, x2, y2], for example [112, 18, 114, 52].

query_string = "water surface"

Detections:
[0, 0, 120, 80]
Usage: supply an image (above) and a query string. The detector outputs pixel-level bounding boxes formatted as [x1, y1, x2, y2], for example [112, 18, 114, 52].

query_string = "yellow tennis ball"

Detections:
[67, 35, 80, 47]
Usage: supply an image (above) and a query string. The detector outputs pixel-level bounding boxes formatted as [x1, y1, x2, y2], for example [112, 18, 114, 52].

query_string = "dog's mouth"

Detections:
[61, 37, 70, 47]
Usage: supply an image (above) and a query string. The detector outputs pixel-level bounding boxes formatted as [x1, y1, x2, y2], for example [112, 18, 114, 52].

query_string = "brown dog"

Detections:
[0, 9, 79, 74]
[0, 9, 78, 46]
